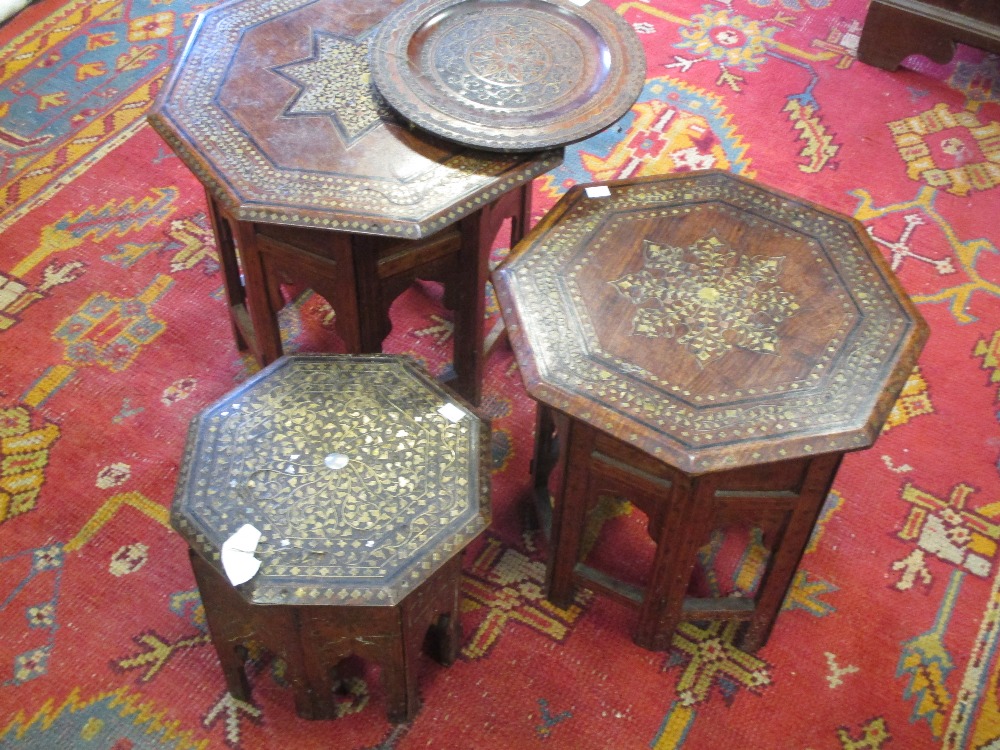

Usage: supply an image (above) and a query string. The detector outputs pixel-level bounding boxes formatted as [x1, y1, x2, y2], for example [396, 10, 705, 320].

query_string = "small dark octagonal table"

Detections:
[171, 354, 490, 722]
[148, 0, 562, 404]
[493, 170, 928, 651]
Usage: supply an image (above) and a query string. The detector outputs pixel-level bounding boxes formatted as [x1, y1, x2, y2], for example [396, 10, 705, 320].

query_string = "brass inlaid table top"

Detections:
[370, 0, 646, 152]
[147, 0, 562, 238]
[493, 171, 928, 474]
[172, 355, 490, 606]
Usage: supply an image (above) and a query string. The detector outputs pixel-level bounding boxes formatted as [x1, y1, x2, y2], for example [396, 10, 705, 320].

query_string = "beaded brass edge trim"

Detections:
[497, 172, 924, 473]
[171, 355, 490, 605]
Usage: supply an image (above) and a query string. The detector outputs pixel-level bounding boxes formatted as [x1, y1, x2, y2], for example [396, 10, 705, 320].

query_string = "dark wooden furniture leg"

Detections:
[633, 454, 844, 652]
[448, 184, 529, 403]
[509, 182, 532, 246]
[302, 555, 465, 723]
[736, 454, 842, 651]
[207, 194, 288, 359]
[538, 412, 848, 652]
[526, 404, 558, 533]
[205, 193, 249, 352]
[452, 215, 489, 405]
[543, 418, 597, 609]
[211, 186, 528, 404]
[633, 473, 707, 651]
[193, 548, 466, 724]
[857, 0, 1000, 71]
[235, 221, 286, 366]
[190, 551, 327, 719]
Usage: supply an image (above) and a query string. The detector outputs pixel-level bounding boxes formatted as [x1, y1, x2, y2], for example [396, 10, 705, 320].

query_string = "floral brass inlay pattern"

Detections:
[173, 357, 488, 604]
[274, 33, 392, 143]
[611, 236, 799, 363]
[493, 171, 925, 471]
[431, 13, 581, 109]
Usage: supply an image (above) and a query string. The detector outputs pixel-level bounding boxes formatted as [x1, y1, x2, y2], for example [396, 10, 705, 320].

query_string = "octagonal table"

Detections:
[171, 354, 490, 722]
[148, 0, 562, 404]
[493, 170, 927, 651]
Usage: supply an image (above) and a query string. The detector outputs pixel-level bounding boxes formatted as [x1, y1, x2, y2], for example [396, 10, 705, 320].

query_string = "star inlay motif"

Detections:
[611, 236, 799, 364]
[274, 32, 392, 144]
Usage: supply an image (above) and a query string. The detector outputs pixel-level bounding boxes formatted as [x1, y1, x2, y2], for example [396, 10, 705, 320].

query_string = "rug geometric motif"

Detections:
[674, 6, 778, 71]
[652, 620, 771, 749]
[52, 276, 172, 371]
[539, 74, 753, 196]
[942, 544, 1000, 749]
[894, 482, 1000, 586]
[881, 366, 934, 432]
[836, 718, 891, 750]
[0, 405, 60, 524]
[617, 1, 848, 174]
[0, 544, 63, 687]
[0, 686, 207, 748]
[976, 328, 1000, 388]
[140, 212, 218, 275]
[460, 536, 591, 660]
[0, 0, 198, 229]
[2, 0, 1000, 747]
[896, 568, 961, 739]
[3, 186, 179, 354]
[949, 55, 1000, 110]
[888, 102, 1000, 195]
[851, 186, 1000, 323]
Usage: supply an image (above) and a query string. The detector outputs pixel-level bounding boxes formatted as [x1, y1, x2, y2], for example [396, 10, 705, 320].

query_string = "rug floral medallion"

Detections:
[1, 0, 999, 747]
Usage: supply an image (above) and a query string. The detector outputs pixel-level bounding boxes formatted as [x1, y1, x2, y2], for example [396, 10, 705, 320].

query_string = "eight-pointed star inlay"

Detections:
[273, 32, 392, 144]
[611, 236, 799, 364]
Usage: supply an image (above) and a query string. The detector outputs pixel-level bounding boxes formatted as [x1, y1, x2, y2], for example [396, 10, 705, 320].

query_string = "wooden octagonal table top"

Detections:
[171, 355, 490, 606]
[493, 170, 928, 474]
[147, 0, 561, 238]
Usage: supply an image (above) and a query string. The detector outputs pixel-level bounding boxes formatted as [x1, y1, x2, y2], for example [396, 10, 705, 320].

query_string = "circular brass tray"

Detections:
[370, 0, 646, 152]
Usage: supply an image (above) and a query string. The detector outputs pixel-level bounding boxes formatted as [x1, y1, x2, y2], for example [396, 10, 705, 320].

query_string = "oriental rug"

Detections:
[1, 0, 999, 748]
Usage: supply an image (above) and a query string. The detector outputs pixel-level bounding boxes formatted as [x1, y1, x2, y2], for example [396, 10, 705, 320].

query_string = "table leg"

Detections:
[204, 192, 249, 352]
[451, 184, 534, 404]
[509, 183, 533, 246]
[381, 620, 421, 723]
[424, 557, 463, 666]
[452, 211, 489, 405]
[525, 404, 558, 533]
[351, 234, 392, 353]
[544, 418, 596, 609]
[634, 474, 712, 651]
[191, 551, 326, 717]
[739, 453, 842, 651]
[189, 551, 253, 701]
[857, 0, 958, 70]
[234, 221, 284, 366]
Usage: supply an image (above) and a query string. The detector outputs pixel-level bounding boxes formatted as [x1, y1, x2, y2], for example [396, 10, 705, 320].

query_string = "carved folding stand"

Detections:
[147, 0, 561, 405]
[171, 355, 490, 722]
[493, 171, 927, 652]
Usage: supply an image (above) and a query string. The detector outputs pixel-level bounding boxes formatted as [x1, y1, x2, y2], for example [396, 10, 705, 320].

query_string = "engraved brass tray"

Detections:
[370, 0, 646, 152]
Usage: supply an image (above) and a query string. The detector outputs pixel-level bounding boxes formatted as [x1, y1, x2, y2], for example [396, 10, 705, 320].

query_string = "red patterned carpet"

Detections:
[2, 0, 999, 747]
